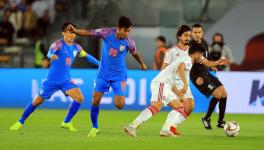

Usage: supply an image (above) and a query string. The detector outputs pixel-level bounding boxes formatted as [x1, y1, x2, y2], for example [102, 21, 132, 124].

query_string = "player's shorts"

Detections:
[39, 79, 78, 99]
[150, 81, 183, 105]
[94, 77, 126, 96]
[191, 73, 223, 97]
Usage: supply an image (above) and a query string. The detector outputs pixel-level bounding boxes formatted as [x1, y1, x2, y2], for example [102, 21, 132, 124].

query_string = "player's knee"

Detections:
[115, 103, 124, 110]
[32, 96, 44, 106]
[75, 94, 84, 103]
[195, 77, 204, 86]
[221, 88, 228, 98]
[151, 101, 163, 111]
[215, 92, 222, 100]
[92, 96, 102, 106]
[184, 102, 194, 114]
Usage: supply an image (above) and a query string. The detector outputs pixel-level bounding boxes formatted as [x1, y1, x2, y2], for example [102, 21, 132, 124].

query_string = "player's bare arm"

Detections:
[172, 84, 184, 98]
[176, 63, 188, 95]
[67, 24, 92, 36]
[132, 51, 147, 71]
[200, 57, 227, 67]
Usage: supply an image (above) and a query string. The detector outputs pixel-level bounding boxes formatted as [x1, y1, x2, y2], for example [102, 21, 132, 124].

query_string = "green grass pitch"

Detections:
[0, 109, 264, 150]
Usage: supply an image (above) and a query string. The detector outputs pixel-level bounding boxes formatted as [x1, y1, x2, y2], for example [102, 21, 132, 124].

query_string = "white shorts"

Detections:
[150, 81, 179, 105]
[150, 81, 194, 105]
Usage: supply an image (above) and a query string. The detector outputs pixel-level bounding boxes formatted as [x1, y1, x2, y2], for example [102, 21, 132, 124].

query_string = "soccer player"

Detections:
[9, 22, 100, 131]
[68, 16, 147, 137]
[161, 25, 227, 134]
[124, 43, 223, 137]
[190, 24, 228, 129]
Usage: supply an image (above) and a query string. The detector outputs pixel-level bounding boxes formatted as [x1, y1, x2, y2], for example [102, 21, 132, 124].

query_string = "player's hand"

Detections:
[180, 85, 188, 95]
[51, 54, 58, 60]
[67, 24, 76, 33]
[174, 89, 183, 97]
[218, 57, 228, 65]
[210, 66, 218, 72]
[140, 63, 147, 71]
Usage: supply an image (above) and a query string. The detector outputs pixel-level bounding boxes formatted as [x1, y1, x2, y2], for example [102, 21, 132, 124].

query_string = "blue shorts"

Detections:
[94, 78, 127, 96]
[39, 79, 78, 99]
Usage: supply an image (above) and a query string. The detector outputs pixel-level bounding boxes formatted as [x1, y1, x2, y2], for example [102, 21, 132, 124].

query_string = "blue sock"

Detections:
[90, 105, 99, 128]
[64, 100, 81, 123]
[19, 103, 37, 124]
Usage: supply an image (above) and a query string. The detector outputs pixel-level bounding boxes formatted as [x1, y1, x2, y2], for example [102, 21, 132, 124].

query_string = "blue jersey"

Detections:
[46, 39, 83, 83]
[90, 28, 137, 81]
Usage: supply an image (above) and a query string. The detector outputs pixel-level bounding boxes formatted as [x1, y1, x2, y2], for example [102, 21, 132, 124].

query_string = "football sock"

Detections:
[218, 97, 227, 123]
[64, 100, 81, 123]
[90, 105, 99, 128]
[204, 97, 219, 120]
[19, 102, 37, 124]
[130, 106, 159, 128]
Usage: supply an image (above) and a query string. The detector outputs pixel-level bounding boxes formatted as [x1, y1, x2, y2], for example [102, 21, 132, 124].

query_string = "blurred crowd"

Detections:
[0, 0, 67, 67]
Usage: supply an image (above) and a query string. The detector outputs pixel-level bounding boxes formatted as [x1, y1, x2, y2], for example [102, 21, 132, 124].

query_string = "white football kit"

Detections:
[151, 55, 193, 105]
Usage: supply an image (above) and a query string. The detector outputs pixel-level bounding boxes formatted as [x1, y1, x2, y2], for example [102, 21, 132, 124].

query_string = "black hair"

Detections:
[118, 16, 132, 29]
[62, 22, 76, 32]
[156, 36, 166, 44]
[192, 23, 203, 29]
[189, 42, 205, 55]
[177, 25, 191, 39]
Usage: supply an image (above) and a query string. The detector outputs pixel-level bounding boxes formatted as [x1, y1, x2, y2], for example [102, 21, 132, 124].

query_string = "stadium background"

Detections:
[0, 0, 264, 150]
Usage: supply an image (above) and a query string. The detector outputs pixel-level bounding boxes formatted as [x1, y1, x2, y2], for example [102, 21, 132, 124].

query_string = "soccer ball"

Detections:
[224, 121, 240, 137]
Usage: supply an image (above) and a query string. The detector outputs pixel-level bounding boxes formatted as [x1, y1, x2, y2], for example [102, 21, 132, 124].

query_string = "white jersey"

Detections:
[164, 45, 189, 65]
[152, 56, 192, 87]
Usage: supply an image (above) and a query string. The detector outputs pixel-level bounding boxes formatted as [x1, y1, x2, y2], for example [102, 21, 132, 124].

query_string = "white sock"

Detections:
[130, 106, 158, 128]
[161, 110, 179, 131]
[161, 110, 187, 131]
[174, 111, 186, 126]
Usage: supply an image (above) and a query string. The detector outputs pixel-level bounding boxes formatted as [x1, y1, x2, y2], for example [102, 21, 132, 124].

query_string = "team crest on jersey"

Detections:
[73, 50, 78, 57]
[120, 45, 125, 51]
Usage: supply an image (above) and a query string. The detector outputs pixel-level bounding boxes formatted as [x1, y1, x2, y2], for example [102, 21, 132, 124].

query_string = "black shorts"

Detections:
[191, 73, 223, 97]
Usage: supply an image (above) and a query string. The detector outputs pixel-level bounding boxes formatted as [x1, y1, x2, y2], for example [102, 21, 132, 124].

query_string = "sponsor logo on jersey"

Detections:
[120, 45, 125, 51]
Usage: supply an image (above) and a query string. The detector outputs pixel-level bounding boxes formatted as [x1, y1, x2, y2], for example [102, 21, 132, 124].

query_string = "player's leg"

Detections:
[10, 80, 57, 131]
[124, 101, 163, 137]
[88, 78, 109, 137]
[160, 98, 184, 137]
[61, 81, 84, 131]
[124, 82, 165, 137]
[211, 85, 227, 128]
[194, 75, 225, 129]
[161, 85, 194, 133]
[112, 81, 127, 109]
[204, 75, 227, 128]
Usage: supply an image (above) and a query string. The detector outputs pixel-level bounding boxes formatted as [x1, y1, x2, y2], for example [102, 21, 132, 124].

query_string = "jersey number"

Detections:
[66, 57, 72, 66]
[109, 48, 118, 57]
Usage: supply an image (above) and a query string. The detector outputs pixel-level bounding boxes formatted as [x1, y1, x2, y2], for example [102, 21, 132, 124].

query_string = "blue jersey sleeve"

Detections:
[126, 37, 137, 54]
[47, 40, 62, 58]
[89, 28, 115, 39]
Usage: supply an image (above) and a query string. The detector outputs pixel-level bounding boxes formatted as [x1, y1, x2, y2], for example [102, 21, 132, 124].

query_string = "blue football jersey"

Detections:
[90, 28, 137, 81]
[46, 39, 83, 83]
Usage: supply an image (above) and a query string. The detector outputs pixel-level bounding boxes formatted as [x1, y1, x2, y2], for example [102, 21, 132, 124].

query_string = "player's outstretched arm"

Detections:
[79, 50, 100, 66]
[68, 24, 92, 36]
[200, 57, 227, 68]
[132, 51, 147, 71]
